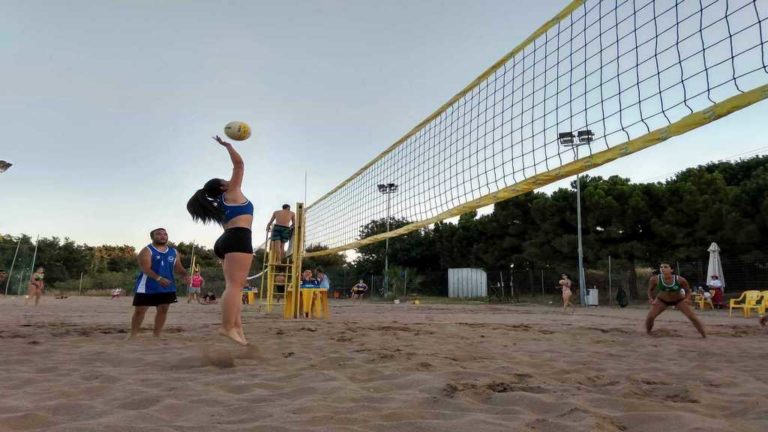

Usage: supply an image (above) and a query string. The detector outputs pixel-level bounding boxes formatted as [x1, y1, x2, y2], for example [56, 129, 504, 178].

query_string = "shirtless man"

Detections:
[645, 262, 706, 338]
[266, 204, 295, 262]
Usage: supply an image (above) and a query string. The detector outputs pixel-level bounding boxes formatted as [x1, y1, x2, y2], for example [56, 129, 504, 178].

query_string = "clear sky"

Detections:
[2, 0, 767, 251]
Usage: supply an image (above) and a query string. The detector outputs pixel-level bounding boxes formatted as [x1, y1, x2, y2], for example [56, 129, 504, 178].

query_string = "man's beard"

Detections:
[153, 239, 168, 246]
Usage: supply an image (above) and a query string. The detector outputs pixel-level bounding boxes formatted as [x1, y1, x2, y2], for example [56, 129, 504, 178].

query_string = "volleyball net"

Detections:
[304, 0, 768, 257]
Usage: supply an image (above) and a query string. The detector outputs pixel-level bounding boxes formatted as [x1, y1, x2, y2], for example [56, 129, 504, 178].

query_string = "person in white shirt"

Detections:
[707, 275, 724, 309]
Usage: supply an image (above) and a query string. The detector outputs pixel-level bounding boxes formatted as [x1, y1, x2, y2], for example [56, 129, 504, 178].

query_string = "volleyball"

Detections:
[224, 121, 251, 141]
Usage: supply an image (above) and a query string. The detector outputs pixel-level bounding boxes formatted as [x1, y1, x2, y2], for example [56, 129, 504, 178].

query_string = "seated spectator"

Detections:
[707, 275, 724, 309]
[300, 269, 318, 288]
[240, 285, 258, 304]
[202, 291, 218, 304]
[111, 288, 124, 299]
[315, 268, 330, 290]
[351, 279, 368, 300]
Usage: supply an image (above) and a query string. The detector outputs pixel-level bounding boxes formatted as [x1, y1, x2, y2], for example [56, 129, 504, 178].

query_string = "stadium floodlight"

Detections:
[378, 183, 397, 193]
[558, 132, 576, 146]
[577, 130, 595, 144]
[0, 160, 12, 173]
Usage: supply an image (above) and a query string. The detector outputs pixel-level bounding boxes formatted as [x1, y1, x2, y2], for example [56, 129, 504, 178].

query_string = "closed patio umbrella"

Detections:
[706, 242, 725, 291]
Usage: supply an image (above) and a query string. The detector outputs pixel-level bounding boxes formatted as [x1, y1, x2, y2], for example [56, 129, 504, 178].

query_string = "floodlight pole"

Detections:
[575, 173, 587, 307]
[378, 183, 398, 296]
[385, 192, 391, 295]
[559, 130, 593, 307]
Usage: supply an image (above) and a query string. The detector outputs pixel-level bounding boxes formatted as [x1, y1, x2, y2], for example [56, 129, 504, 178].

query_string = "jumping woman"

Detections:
[187, 136, 253, 345]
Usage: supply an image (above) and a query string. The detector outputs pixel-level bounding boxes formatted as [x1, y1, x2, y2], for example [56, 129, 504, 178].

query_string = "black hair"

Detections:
[187, 178, 226, 225]
[149, 228, 166, 238]
[282, 204, 290, 210]
[316, 268, 324, 273]
[561, 273, 570, 279]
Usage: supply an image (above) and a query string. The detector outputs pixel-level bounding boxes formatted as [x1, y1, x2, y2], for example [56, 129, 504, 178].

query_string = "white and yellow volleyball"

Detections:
[224, 121, 251, 141]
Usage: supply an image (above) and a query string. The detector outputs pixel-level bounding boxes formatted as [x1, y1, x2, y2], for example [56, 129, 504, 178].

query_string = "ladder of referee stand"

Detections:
[259, 235, 293, 313]
[258, 202, 304, 318]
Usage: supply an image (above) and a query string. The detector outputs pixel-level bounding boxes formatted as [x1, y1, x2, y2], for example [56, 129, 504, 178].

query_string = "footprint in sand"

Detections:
[118, 396, 162, 410]
[416, 361, 434, 371]
[648, 328, 682, 338]
[485, 381, 550, 394]
[1, 412, 56, 430]
[233, 344, 260, 360]
[200, 345, 236, 368]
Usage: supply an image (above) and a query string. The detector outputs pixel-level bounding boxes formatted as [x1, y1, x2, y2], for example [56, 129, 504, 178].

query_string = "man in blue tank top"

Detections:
[129, 228, 189, 338]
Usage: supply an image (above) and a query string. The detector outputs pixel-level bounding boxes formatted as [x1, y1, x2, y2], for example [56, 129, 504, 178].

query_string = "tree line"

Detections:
[349, 156, 768, 297]
[3, 156, 767, 297]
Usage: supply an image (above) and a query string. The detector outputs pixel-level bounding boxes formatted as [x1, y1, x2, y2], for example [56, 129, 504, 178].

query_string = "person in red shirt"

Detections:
[187, 271, 204, 304]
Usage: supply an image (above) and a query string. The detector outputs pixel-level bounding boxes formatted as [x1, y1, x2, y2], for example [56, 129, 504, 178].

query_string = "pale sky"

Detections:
[2, 0, 767, 252]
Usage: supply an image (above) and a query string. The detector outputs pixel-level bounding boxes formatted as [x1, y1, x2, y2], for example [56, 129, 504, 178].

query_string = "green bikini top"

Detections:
[657, 274, 681, 293]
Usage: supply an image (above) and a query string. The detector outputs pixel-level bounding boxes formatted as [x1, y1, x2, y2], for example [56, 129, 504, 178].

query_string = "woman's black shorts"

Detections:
[214, 227, 253, 259]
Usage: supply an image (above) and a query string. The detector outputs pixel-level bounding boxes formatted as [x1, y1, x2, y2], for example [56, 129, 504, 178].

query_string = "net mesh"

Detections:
[305, 0, 768, 255]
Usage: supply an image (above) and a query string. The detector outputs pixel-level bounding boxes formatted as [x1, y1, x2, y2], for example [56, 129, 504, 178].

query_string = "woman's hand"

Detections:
[213, 135, 232, 147]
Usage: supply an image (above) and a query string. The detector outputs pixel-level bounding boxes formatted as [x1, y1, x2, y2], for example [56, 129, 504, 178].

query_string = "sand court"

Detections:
[0, 296, 766, 431]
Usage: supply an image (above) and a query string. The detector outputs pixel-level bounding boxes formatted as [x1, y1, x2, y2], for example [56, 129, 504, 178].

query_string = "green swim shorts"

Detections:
[271, 225, 293, 242]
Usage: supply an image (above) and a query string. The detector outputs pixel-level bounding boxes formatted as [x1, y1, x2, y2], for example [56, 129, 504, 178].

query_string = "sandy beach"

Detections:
[0, 296, 766, 432]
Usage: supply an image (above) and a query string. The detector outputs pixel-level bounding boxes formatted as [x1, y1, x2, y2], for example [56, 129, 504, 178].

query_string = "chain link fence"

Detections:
[350, 256, 768, 303]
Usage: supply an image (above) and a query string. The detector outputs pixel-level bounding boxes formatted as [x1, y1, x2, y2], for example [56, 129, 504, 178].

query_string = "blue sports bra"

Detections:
[219, 196, 254, 223]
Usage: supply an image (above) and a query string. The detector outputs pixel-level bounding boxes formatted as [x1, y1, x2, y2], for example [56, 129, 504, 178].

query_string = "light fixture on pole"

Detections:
[377, 182, 398, 295]
[0, 160, 12, 173]
[558, 129, 594, 306]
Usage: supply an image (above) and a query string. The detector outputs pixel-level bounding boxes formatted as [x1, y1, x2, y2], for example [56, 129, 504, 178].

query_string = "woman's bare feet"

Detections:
[218, 327, 248, 345]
